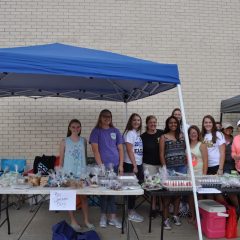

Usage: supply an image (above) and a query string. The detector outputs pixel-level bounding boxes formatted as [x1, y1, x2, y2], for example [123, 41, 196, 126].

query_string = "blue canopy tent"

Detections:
[0, 43, 179, 101]
[0, 43, 203, 240]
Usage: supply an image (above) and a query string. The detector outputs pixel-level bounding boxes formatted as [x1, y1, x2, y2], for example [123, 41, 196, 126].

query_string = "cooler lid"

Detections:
[198, 200, 226, 213]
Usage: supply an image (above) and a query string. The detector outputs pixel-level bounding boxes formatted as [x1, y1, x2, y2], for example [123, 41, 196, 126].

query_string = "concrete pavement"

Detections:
[0, 198, 239, 240]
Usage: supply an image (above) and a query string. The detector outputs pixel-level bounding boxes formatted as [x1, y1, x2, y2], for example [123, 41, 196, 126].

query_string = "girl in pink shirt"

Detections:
[231, 120, 240, 172]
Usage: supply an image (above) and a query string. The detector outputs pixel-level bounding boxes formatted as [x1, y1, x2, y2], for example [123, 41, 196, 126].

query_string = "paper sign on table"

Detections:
[197, 188, 221, 194]
[49, 190, 76, 211]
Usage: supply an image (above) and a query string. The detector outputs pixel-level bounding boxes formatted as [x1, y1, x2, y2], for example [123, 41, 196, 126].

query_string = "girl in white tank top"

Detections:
[188, 125, 208, 224]
[188, 126, 208, 175]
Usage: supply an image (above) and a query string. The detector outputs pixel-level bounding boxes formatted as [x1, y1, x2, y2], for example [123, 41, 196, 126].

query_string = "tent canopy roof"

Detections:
[0, 43, 180, 102]
[221, 95, 240, 113]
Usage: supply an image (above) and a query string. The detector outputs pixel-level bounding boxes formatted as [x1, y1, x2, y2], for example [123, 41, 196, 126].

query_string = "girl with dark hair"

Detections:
[59, 119, 94, 231]
[159, 116, 187, 230]
[221, 123, 235, 173]
[141, 115, 163, 218]
[171, 108, 182, 123]
[201, 115, 225, 175]
[141, 115, 163, 173]
[89, 109, 123, 229]
[215, 121, 222, 131]
[172, 108, 190, 133]
[123, 113, 144, 223]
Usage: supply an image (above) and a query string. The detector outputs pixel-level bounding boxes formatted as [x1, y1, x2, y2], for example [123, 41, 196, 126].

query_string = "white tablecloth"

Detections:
[0, 186, 144, 196]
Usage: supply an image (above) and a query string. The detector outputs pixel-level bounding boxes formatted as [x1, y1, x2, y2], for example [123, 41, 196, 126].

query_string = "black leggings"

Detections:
[124, 162, 144, 210]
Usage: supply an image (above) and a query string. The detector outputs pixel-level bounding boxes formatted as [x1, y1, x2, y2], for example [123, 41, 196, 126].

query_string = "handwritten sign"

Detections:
[49, 190, 76, 211]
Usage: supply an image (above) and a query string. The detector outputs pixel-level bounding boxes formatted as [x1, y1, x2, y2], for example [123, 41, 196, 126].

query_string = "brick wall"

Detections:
[0, 0, 239, 164]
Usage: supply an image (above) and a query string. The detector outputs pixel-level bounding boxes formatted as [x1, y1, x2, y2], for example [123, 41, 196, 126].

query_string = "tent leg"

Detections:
[177, 84, 203, 240]
[220, 113, 223, 123]
[125, 103, 128, 122]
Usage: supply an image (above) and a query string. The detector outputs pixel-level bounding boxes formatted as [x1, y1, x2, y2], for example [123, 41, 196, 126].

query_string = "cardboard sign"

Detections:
[49, 190, 76, 211]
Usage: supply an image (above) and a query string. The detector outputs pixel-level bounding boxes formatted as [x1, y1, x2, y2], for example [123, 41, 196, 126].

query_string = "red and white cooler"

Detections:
[198, 199, 228, 239]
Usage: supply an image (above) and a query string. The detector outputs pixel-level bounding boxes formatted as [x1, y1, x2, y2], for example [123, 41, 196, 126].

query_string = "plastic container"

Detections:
[1, 159, 26, 173]
[198, 200, 228, 239]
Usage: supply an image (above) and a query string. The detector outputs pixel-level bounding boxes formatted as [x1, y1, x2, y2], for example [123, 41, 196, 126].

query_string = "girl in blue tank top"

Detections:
[59, 119, 94, 231]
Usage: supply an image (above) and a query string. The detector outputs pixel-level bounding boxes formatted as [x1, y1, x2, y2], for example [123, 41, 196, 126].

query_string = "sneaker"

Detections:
[99, 215, 107, 228]
[71, 223, 82, 232]
[108, 218, 122, 229]
[85, 222, 95, 229]
[128, 210, 144, 223]
[172, 215, 181, 226]
[163, 218, 171, 230]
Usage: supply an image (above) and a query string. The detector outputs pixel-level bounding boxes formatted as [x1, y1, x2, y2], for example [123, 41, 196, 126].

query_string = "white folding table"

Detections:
[0, 186, 144, 240]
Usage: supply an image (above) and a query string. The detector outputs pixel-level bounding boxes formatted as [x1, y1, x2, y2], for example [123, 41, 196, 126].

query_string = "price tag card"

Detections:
[49, 190, 76, 211]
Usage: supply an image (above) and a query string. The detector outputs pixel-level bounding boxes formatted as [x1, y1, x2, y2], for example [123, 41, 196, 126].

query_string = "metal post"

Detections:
[177, 84, 203, 240]
[125, 103, 128, 122]
[220, 113, 223, 123]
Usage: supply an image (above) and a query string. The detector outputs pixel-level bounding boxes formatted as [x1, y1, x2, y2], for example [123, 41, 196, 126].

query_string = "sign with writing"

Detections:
[49, 190, 76, 211]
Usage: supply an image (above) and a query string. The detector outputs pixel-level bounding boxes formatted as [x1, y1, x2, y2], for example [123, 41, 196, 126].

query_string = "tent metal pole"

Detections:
[220, 113, 223, 123]
[177, 84, 203, 240]
[125, 103, 128, 122]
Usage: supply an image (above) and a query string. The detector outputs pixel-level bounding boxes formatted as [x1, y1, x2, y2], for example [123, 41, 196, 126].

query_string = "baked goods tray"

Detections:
[195, 176, 222, 188]
[162, 180, 195, 191]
